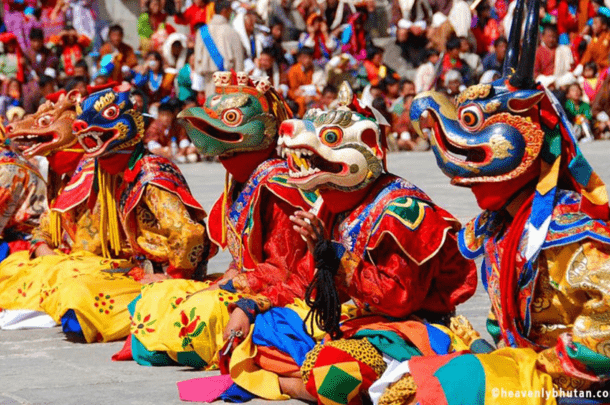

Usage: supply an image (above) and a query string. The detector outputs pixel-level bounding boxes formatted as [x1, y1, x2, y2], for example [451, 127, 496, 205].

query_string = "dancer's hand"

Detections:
[35, 243, 57, 257]
[290, 211, 327, 253]
[223, 307, 250, 341]
[139, 273, 168, 284]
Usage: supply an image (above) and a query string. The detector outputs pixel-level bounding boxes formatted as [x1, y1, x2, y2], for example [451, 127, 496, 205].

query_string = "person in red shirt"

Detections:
[173, 0, 214, 35]
[534, 24, 559, 77]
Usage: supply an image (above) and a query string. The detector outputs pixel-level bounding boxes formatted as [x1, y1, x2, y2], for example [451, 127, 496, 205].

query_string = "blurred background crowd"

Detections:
[1, 0, 610, 161]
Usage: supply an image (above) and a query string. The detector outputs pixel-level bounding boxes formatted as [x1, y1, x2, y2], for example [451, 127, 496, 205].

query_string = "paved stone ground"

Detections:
[1, 141, 610, 405]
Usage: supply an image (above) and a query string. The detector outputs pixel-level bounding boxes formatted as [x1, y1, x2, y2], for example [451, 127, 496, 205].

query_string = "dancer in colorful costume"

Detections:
[32, 82, 208, 343]
[205, 82, 477, 404]
[126, 72, 326, 369]
[0, 89, 93, 329]
[395, 0, 610, 402]
[0, 123, 47, 254]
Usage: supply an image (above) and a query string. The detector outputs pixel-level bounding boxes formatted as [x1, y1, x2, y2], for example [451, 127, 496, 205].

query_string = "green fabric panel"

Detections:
[566, 341, 610, 377]
[353, 329, 422, 361]
[486, 317, 502, 345]
[317, 365, 362, 405]
[434, 355, 486, 405]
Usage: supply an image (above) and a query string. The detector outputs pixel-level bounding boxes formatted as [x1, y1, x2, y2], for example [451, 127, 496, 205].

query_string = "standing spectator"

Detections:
[51, 24, 91, 79]
[287, 47, 319, 117]
[299, 13, 337, 65]
[576, 13, 610, 71]
[99, 24, 139, 83]
[482, 36, 507, 72]
[340, 12, 369, 61]
[0, 33, 25, 83]
[173, 0, 214, 36]
[133, 51, 173, 104]
[24, 28, 59, 81]
[193, 0, 245, 96]
[414, 49, 439, 92]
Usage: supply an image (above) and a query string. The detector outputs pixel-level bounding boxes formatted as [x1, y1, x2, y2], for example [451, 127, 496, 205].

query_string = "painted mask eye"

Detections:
[320, 127, 343, 146]
[102, 105, 120, 120]
[222, 108, 243, 127]
[459, 105, 484, 131]
[37, 114, 53, 127]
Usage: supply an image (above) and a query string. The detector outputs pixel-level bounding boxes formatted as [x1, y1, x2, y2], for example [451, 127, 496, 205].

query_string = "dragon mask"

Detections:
[6, 90, 81, 158]
[278, 82, 385, 192]
[73, 83, 145, 158]
[178, 72, 291, 157]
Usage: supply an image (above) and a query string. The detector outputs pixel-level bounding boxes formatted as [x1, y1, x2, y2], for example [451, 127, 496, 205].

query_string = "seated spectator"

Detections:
[138, 0, 171, 52]
[558, 0, 594, 45]
[265, 17, 291, 68]
[51, 24, 91, 79]
[173, 0, 214, 36]
[381, 74, 401, 109]
[234, 10, 266, 72]
[359, 45, 388, 87]
[177, 49, 196, 102]
[414, 49, 439, 92]
[250, 47, 285, 90]
[0, 78, 23, 121]
[340, 12, 369, 61]
[24, 28, 58, 81]
[392, 0, 432, 67]
[592, 70, 610, 137]
[391, 94, 430, 151]
[441, 37, 471, 85]
[310, 84, 338, 110]
[442, 69, 463, 101]
[145, 98, 198, 163]
[325, 53, 358, 89]
[460, 36, 483, 79]
[287, 46, 323, 117]
[391, 78, 416, 116]
[299, 13, 337, 65]
[133, 51, 174, 104]
[471, 1, 500, 55]
[324, 0, 354, 36]
[535, 24, 574, 86]
[581, 61, 605, 102]
[565, 82, 594, 141]
[99, 24, 139, 83]
[0, 32, 25, 82]
[73, 59, 90, 83]
[65, 76, 89, 98]
[131, 88, 150, 115]
[162, 32, 188, 72]
[575, 13, 610, 72]
[270, 0, 304, 41]
[482, 36, 507, 72]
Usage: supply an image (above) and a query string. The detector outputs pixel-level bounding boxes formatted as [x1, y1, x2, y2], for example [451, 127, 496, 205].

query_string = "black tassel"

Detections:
[304, 239, 343, 339]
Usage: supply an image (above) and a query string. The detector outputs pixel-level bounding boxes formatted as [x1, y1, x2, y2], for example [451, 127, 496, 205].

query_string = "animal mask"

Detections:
[177, 72, 291, 157]
[73, 83, 145, 157]
[278, 82, 385, 192]
[6, 90, 81, 158]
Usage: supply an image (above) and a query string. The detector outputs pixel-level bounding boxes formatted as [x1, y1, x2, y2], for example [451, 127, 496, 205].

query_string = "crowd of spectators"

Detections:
[2, 0, 610, 160]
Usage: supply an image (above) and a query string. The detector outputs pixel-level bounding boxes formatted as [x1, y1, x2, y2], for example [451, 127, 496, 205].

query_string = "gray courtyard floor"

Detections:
[1, 141, 610, 405]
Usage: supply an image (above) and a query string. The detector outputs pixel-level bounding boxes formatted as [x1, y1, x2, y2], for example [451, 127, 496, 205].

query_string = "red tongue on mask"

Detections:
[82, 136, 98, 150]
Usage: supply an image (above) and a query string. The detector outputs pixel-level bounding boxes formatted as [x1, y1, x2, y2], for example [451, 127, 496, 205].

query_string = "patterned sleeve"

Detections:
[535, 241, 610, 389]
[139, 185, 207, 279]
[224, 192, 314, 308]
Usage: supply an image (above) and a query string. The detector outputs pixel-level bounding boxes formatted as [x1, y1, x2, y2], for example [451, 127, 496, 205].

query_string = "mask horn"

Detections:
[502, 0, 526, 77]
[509, 0, 541, 88]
